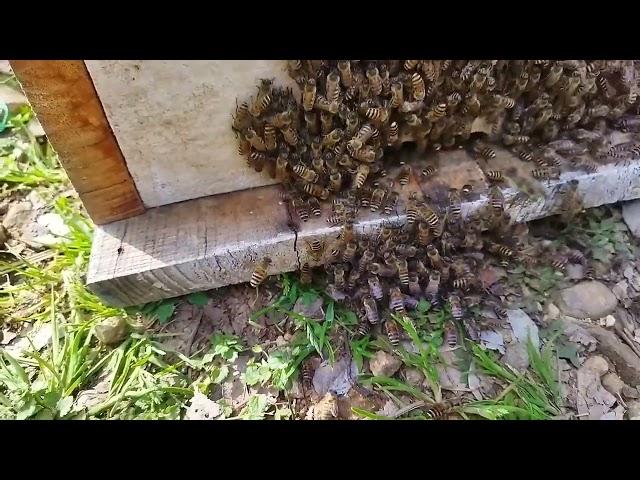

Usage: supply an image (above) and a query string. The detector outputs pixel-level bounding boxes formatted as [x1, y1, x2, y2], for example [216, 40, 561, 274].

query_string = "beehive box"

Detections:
[11, 60, 640, 306]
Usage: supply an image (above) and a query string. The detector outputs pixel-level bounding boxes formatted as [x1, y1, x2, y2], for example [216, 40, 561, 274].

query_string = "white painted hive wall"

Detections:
[85, 60, 297, 208]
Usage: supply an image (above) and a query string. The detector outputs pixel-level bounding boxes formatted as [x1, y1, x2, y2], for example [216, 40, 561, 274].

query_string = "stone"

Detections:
[583, 355, 609, 376]
[507, 309, 540, 349]
[585, 324, 640, 387]
[556, 281, 618, 319]
[94, 317, 129, 345]
[546, 303, 560, 321]
[604, 315, 616, 328]
[566, 263, 585, 281]
[622, 385, 640, 399]
[184, 391, 223, 420]
[2, 201, 33, 230]
[37, 213, 70, 237]
[403, 368, 425, 387]
[479, 329, 505, 354]
[622, 199, 640, 238]
[626, 400, 640, 420]
[503, 342, 530, 372]
[312, 357, 357, 396]
[623, 266, 640, 292]
[368, 350, 402, 378]
[612, 280, 630, 301]
[293, 296, 324, 320]
[0, 84, 27, 113]
[601, 372, 625, 397]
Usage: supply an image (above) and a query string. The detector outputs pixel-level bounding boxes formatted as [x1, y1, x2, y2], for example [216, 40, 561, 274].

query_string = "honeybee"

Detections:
[245, 128, 267, 152]
[249, 78, 273, 117]
[390, 81, 404, 108]
[369, 188, 387, 213]
[427, 244, 442, 269]
[443, 321, 458, 349]
[421, 165, 436, 177]
[357, 309, 371, 336]
[486, 170, 505, 182]
[425, 270, 440, 295]
[300, 262, 312, 284]
[389, 287, 406, 315]
[250, 257, 272, 288]
[366, 65, 383, 96]
[363, 295, 379, 324]
[488, 186, 505, 213]
[306, 239, 324, 261]
[448, 294, 463, 320]
[385, 318, 402, 347]
[302, 78, 317, 111]
[337, 60, 353, 87]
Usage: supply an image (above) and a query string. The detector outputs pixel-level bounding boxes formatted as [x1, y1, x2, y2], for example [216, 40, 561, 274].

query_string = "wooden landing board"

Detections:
[87, 146, 640, 307]
[9, 60, 145, 224]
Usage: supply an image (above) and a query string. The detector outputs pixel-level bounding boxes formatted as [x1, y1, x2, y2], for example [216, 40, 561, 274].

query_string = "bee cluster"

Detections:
[233, 60, 640, 206]
[237, 60, 640, 357]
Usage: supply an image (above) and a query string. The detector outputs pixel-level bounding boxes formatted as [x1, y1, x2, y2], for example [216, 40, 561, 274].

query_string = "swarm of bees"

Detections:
[237, 60, 640, 418]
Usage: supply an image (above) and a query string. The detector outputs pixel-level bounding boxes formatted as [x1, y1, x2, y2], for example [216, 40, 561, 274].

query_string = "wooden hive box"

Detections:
[10, 60, 640, 307]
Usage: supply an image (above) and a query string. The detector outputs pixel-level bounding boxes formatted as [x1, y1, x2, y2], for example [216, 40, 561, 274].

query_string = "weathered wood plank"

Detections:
[87, 146, 640, 307]
[10, 60, 145, 224]
[84, 60, 299, 208]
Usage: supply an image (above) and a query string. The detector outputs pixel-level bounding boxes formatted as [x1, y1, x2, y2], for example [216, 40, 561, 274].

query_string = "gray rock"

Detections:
[583, 355, 609, 376]
[503, 342, 530, 372]
[626, 400, 640, 420]
[556, 281, 618, 319]
[566, 263, 585, 281]
[2, 201, 33, 230]
[368, 350, 402, 378]
[623, 266, 640, 292]
[622, 199, 640, 238]
[507, 309, 540, 349]
[312, 357, 357, 396]
[622, 385, 640, 399]
[479, 329, 505, 354]
[0, 84, 27, 113]
[403, 368, 424, 387]
[184, 391, 223, 420]
[293, 296, 324, 320]
[601, 372, 625, 396]
[585, 324, 640, 387]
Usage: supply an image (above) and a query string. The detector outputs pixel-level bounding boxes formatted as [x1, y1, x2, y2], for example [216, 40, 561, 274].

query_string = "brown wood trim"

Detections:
[9, 60, 145, 224]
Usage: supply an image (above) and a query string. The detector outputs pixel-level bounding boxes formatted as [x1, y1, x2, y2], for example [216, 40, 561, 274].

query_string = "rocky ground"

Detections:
[2, 63, 640, 420]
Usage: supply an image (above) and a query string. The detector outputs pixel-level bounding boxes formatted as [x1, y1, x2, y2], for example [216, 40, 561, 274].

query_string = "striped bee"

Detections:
[448, 294, 464, 321]
[322, 128, 343, 149]
[417, 222, 432, 246]
[353, 163, 370, 190]
[263, 124, 277, 151]
[488, 186, 505, 213]
[494, 306, 508, 319]
[387, 121, 399, 145]
[486, 170, 505, 182]
[306, 239, 324, 261]
[381, 191, 398, 215]
[421, 205, 441, 231]
[385, 318, 402, 347]
[474, 143, 496, 160]
[396, 257, 410, 288]
[551, 255, 568, 272]
[369, 188, 387, 212]
[301, 359, 314, 392]
[326, 70, 341, 104]
[443, 321, 458, 349]
[250, 257, 272, 288]
[390, 81, 404, 108]
[488, 243, 514, 259]
[426, 103, 447, 122]
[367, 274, 385, 301]
[300, 262, 312, 284]
[328, 172, 343, 192]
[426, 402, 450, 420]
[398, 165, 411, 186]
[404, 60, 420, 71]
[281, 126, 299, 146]
[408, 272, 422, 297]
[249, 78, 273, 117]
[448, 189, 462, 223]
[307, 197, 322, 218]
[411, 72, 426, 101]
[302, 78, 317, 111]
[357, 309, 371, 336]
[302, 182, 330, 200]
[333, 264, 346, 289]
[342, 242, 357, 263]
[532, 167, 560, 180]
[363, 295, 379, 324]
[389, 287, 406, 315]
[244, 128, 267, 152]
[292, 198, 310, 222]
[427, 244, 442, 269]
[320, 111, 333, 135]
[421, 165, 437, 178]
[366, 65, 383, 96]
[293, 163, 319, 183]
[337, 60, 353, 87]
[232, 101, 252, 132]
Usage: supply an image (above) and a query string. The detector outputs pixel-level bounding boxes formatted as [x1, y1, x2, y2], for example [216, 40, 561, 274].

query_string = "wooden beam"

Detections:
[9, 60, 145, 224]
[87, 144, 640, 307]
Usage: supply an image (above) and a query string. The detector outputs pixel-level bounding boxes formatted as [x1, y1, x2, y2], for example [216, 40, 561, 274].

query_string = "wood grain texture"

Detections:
[9, 60, 145, 224]
[84, 60, 299, 208]
[87, 146, 640, 307]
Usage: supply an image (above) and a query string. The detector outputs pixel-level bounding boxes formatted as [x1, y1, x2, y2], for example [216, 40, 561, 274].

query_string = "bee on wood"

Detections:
[448, 294, 464, 321]
[532, 167, 560, 180]
[292, 197, 310, 223]
[293, 163, 319, 183]
[410, 72, 426, 101]
[486, 170, 505, 182]
[263, 124, 278, 151]
[421, 165, 436, 177]
[232, 101, 252, 132]
[382, 191, 399, 215]
[397, 165, 411, 187]
[488, 186, 505, 213]
[448, 189, 462, 224]
[302, 78, 317, 111]
[250, 257, 272, 288]
[245, 128, 267, 152]
[390, 81, 404, 108]
[302, 182, 330, 201]
[385, 318, 402, 347]
[300, 262, 312, 284]
[306, 239, 324, 261]
[306, 197, 321, 218]
[366, 65, 383, 96]
[426, 103, 447, 122]
[249, 78, 273, 117]
[366, 274, 385, 301]
[342, 242, 357, 263]
[352, 163, 370, 190]
[473, 142, 496, 160]
[421, 205, 441, 232]
[369, 188, 387, 213]
[326, 70, 341, 104]
[333, 264, 347, 289]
